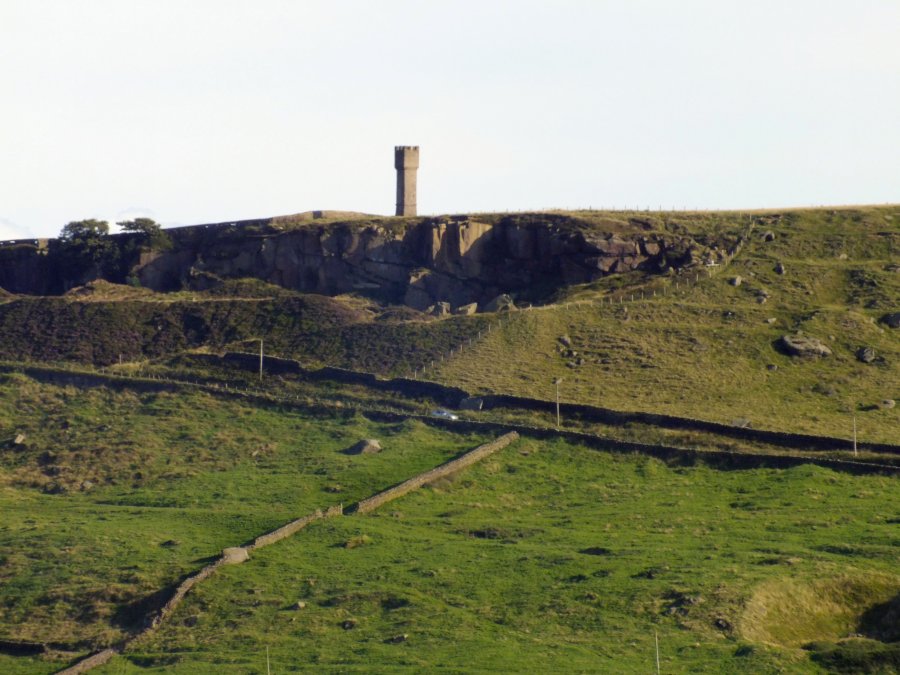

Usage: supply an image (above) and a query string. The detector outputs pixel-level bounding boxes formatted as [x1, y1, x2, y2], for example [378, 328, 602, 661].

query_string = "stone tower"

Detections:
[394, 146, 419, 216]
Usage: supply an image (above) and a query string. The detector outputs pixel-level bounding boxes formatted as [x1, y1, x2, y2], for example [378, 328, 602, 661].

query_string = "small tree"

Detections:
[59, 218, 110, 243]
[53, 219, 119, 285]
[117, 217, 171, 251]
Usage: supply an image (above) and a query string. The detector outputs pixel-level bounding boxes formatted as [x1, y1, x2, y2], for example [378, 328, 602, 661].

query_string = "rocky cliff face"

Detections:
[0, 243, 53, 294]
[134, 215, 709, 310]
[0, 214, 716, 309]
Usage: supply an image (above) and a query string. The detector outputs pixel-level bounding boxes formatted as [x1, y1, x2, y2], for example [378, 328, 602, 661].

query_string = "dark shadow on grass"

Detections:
[858, 593, 900, 643]
[110, 577, 185, 633]
[127, 654, 182, 668]
[0, 639, 45, 656]
[807, 639, 900, 673]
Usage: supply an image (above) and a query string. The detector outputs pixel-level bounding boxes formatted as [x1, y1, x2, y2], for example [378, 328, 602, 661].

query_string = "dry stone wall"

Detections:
[56, 648, 118, 674]
[5, 359, 898, 460]
[352, 432, 519, 514]
[53, 427, 514, 675]
[249, 506, 343, 550]
[389, 414, 899, 476]
[56, 504, 344, 674]
[210, 353, 900, 456]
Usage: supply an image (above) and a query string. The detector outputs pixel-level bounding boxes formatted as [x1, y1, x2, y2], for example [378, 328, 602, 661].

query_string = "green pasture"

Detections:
[99, 437, 899, 673]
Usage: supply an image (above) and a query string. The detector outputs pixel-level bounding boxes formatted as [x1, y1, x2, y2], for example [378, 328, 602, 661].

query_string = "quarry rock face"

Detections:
[0, 215, 711, 310]
[0, 244, 53, 294]
[137, 217, 709, 309]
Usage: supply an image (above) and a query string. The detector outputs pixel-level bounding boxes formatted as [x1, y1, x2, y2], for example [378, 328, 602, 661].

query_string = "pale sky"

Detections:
[1, 0, 898, 239]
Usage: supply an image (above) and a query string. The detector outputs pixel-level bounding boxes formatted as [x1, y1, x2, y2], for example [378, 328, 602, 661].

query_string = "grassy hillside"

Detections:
[0, 207, 900, 441]
[0, 286, 365, 366]
[88, 435, 900, 673]
[0, 374, 489, 665]
[0, 375, 898, 673]
[0, 207, 895, 441]
[0, 280, 488, 374]
[432, 207, 900, 442]
[0, 206, 897, 673]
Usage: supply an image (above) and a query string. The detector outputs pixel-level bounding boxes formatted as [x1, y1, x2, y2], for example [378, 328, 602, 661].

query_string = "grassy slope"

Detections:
[0, 207, 897, 673]
[105, 437, 898, 674]
[1, 207, 894, 440]
[0, 290, 365, 366]
[0, 281, 487, 375]
[433, 207, 900, 442]
[0, 377, 897, 674]
[0, 375, 489, 669]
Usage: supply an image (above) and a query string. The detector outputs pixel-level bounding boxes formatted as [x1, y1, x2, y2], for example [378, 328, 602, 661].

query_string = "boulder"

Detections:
[729, 276, 742, 287]
[426, 302, 451, 317]
[641, 240, 661, 256]
[779, 334, 832, 358]
[345, 439, 382, 455]
[882, 399, 896, 410]
[453, 302, 478, 316]
[856, 346, 876, 364]
[222, 547, 249, 565]
[593, 235, 637, 257]
[558, 335, 573, 348]
[762, 231, 776, 242]
[774, 262, 786, 275]
[13, 433, 26, 445]
[484, 294, 516, 313]
[879, 312, 900, 329]
[592, 256, 618, 273]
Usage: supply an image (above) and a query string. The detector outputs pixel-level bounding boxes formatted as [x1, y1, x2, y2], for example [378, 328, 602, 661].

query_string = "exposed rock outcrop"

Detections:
[1, 214, 715, 310]
[0, 243, 52, 294]
[136, 216, 710, 310]
[484, 294, 516, 313]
